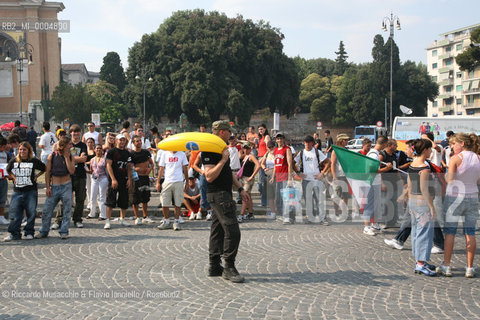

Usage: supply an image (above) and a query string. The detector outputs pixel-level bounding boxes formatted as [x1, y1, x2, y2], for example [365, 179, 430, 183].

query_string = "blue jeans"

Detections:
[199, 175, 210, 210]
[275, 181, 288, 218]
[409, 198, 434, 262]
[443, 195, 479, 236]
[40, 182, 72, 236]
[0, 179, 7, 208]
[7, 190, 37, 238]
[362, 184, 381, 221]
[258, 168, 267, 206]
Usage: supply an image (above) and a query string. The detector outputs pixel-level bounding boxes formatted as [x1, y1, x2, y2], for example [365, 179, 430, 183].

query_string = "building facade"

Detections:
[0, 0, 64, 125]
[62, 63, 100, 85]
[427, 23, 480, 117]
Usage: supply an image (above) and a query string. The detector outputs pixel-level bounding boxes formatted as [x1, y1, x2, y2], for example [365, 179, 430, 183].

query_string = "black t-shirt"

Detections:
[131, 149, 151, 165]
[201, 152, 232, 193]
[7, 157, 45, 192]
[106, 147, 131, 182]
[86, 153, 95, 170]
[380, 150, 397, 173]
[71, 141, 88, 178]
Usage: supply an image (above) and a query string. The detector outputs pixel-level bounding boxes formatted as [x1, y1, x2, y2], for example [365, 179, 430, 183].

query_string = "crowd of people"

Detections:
[1, 119, 480, 280]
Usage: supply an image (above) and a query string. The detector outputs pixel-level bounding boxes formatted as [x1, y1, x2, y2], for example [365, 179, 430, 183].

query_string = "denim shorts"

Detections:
[443, 195, 479, 236]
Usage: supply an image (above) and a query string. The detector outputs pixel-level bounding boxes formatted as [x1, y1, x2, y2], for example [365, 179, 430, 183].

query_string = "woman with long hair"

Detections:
[437, 133, 480, 278]
[4, 142, 45, 241]
[88, 144, 108, 220]
[85, 137, 95, 213]
[257, 124, 271, 207]
[408, 138, 436, 276]
[237, 142, 261, 222]
[103, 132, 116, 153]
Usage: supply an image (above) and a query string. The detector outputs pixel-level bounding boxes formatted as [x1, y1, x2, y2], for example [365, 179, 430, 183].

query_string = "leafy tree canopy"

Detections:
[456, 27, 480, 71]
[50, 83, 100, 125]
[100, 52, 126, 91]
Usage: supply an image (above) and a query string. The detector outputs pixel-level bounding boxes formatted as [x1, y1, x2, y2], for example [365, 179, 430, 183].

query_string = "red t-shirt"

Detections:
[257, 136, 267, 157]
[359, 150, 367, 156]
[274, 146, 289, 182]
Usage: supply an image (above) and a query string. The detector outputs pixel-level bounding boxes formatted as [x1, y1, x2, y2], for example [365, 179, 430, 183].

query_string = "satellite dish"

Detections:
[400, 105, 413, 115]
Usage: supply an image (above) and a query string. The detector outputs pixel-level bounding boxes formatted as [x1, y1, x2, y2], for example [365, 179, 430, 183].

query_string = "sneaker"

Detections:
[74, 222, 84, 228]
[142, 216, 154, 224]
[3, 234, 14, 242]
[363, 226, 376, 236]
[25, 234, 34, 240]
[195, 211, 202, 220]
[431, 246, 444, 254]
[119, 218, 131, 227]
[173, 221, 180, 231]
[266, 212, 276, 220]
[384, 238, 404, 250]
[246, 213, 254, 220]
[321, 220, 329, 226]
[157, 219, 171, 230]
[34, 233, 47, 239]
[85, 215, 96, 219]
[51, 223, 60, 230]
[371, 223, 384, 233]
[208, 265, 224, 277]
[0, 216, 9, 225]
[222, 266, 245, 283]
[206, 210, 213, 221]
[466, 267, 475, 278]
[414, 263, 437, 276]
[135, 218, 142, 225]
[424, 262, 437, 271]
[178, 216, 185, 224]
[436, 263, 452, 277]
[60, 234, 69, 240]
[282, 217, 291, 225]
[189, 212, 196, 220]
[104, 219, 111, 230]
[237, 215, 243, 223]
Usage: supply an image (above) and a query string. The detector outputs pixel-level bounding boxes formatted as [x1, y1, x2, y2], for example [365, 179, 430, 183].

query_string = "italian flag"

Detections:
[332, 145, 380, 210]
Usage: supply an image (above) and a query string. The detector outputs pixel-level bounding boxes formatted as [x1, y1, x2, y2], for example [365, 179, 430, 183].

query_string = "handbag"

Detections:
[236, 157, 248, 179]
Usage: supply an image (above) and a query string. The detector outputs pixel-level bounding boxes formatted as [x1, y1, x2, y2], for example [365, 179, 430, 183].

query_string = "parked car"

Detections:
[346, 139, 363, 150]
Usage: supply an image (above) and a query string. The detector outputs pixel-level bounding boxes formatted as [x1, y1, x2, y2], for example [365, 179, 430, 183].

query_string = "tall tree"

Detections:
[334, 41, 348, 75]
[456, 27, 480, 71]
[100, 52, 126, 91]
[50, 83, 100, 125]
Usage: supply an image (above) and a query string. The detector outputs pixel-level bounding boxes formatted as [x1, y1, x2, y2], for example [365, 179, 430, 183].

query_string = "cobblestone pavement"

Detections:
[1, 190, 480, 319]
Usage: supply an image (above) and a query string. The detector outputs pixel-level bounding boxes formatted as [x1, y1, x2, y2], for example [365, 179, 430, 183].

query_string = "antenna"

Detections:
[400, 105, 413, 116]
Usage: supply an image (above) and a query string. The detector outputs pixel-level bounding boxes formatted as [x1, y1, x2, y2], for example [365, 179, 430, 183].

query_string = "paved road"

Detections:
[1, 189, 480, 319]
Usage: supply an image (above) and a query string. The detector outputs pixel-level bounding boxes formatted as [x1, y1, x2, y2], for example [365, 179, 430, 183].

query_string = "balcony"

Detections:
[438, 39, 450, 46]
[463, 88, 480, 95]
[438, 93, 453, 99]
[439, 66, 451, 73]
[438, 79, 453, 85]
[439, 53, 452, 59]
[464, 103, 480, 109]
[439, 106, 452, 112]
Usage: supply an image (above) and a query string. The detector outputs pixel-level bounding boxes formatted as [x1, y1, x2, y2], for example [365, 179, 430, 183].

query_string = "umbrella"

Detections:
[0, 122, 28, 131]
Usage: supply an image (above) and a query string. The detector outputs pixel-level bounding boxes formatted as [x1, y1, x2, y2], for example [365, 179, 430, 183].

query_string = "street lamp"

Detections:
[382, 12, 401, 135]
[5, 37, 34, 124]
[135, 66, 153, 129]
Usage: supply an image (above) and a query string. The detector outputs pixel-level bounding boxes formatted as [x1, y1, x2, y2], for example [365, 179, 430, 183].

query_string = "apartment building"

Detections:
[427, 23, 480, 117]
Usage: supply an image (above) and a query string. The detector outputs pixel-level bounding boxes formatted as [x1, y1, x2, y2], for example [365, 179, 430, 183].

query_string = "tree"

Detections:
[299, 73, 334, 121]
[125, 10, 299, 126]
[100, 52, 126, 91]
[85, 80, 131, 122]
[456, 27, 480, 71]
[50, 83, 100, 125]
[334, 41, 348, 75]
[293, 56, 336, 81]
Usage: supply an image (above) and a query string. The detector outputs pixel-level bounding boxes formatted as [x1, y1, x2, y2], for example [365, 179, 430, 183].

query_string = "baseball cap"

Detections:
[212, 120, 232, 131]
[116, 134, 127, 140]
[336, 133, 349, 141]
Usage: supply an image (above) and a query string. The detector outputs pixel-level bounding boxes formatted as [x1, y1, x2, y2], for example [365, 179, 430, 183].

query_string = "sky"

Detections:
[58, 0, 480, 72]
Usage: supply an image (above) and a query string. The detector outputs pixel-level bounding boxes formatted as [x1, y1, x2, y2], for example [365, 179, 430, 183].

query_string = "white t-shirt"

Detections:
[228, 146, 241, 170]
[39, 132, 57, 157]
[294, 148, 327, 181]
[429, 145, 443, 167]
[83, 131, 100, 144]
[127, 137, 151, 150]
[367, 149, 381, 185]
[159, 151, 188, 184]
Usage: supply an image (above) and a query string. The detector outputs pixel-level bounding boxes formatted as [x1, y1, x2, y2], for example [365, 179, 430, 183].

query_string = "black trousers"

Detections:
[207, 191, 241, 268]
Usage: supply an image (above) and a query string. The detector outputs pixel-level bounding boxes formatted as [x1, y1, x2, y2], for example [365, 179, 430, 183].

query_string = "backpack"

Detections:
[298, 148, 324, 173]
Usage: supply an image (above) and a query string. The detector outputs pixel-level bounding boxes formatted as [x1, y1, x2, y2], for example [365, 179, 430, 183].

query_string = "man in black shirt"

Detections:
[379, 138, 401, 228]
[202, 120, 250, 283]
[104, 134, 132, 229]
[130, 135, 154, 225]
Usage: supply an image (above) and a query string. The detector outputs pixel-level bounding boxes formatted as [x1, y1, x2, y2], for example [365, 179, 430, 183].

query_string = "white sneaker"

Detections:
[370, 223, 384, 232]
[25, 234, 34, 240]
[135, 218, 142, 225]
[178, 216, 185, 224]
[142, 216, 154, 223]
[237, 215, 243, 223]
[0, 216, 9, 225]
[157, 219, 171, 230]
[384, 238, 403, 250]
[173, 221, 180, 231]
[51, 223, 60, 230]
[189, 212, 196, 220]
[321, 220, 329, 226]
[282, 217, 291, 224]
[363, 226, 376, 236]
[104, 219, 111, 229]
[195, 211, 202, 220]
[206, 210, 213, 221]
[3, 234, 14, 242]
[74, 222, 84, 228]
[466, 267, 476, 278]
[431, 246, 444, 254]
[120, 218, 131, 227]
[266, 212, 276, 220]
[436, 262, 452, 277]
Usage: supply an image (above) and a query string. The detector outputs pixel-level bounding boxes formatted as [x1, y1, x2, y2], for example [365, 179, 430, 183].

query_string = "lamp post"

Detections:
[5, 37, 34, 124]
[135, 66, 153, 129]
[382, 12, 401, 135]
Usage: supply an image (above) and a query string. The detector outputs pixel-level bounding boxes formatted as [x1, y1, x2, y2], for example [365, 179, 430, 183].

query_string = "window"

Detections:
[456, 43, 463, 51]
[444, 111, 453, 115]
[456, 85, 462, 91]
[432, 63, 438, 69]
[433, 101, 438, 107]
[457, 72, 462, 79]
[445, 46, 452, 53]
[467, 110, 475, 115]
[445, 59, 452, 66]
[457, 111, 463, 115]
[457, 98, 462, 105]
[432, 50, 437, 57]
[446, 86, 452, 93]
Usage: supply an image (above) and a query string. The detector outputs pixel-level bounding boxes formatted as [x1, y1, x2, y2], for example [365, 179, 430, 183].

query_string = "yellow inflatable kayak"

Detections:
[157, 132, 227, 154]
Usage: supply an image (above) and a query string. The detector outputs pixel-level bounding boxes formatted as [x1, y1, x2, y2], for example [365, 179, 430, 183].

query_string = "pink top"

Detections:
[90, 156, 107, 178]
[446, 150, 480, 196]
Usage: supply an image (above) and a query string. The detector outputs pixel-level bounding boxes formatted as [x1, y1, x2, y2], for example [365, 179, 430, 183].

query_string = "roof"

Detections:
[62, 63, 87, 72]
[439, 23, 480, 37]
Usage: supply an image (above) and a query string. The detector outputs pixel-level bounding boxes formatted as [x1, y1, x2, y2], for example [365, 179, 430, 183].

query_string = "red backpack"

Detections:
[427, 160, 446, 195]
